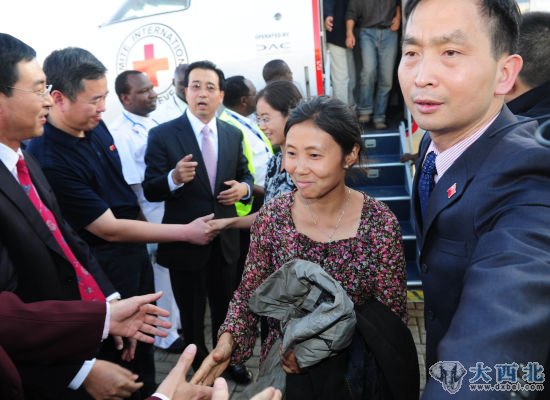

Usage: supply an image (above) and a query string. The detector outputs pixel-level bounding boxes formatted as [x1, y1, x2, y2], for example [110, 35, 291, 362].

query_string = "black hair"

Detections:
[43, 47, 107, 101]
[517, 12, 550, 88]
[182, 60, 225, 91]
[223, 75, 250, 108]
[256, 80, 302, 117]
[285, 96, 365, 165]
[404, 0, 521, 58]
[0, 33, 36, 96]
[262, 59, 292, 83]
[174, 63, 189, 78]
[114, 70, 144, 99]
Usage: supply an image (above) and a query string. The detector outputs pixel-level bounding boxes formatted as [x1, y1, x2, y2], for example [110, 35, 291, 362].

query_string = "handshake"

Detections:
[101, 293, 281, 400]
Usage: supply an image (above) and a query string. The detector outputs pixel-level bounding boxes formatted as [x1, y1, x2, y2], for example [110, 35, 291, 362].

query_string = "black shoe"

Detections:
[227, 364, 253, 385]
[165, 337, 187, 354]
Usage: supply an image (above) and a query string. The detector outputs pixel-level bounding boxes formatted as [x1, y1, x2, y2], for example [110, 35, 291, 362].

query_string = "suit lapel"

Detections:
[215, 121, 231, 194]
[0, 157, 66, 260]
[175, 114, 212, 195]
[418, 107, 519, 250]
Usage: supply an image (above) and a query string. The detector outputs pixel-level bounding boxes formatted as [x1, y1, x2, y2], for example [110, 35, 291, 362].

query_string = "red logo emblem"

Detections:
[447, 183, 457, 199]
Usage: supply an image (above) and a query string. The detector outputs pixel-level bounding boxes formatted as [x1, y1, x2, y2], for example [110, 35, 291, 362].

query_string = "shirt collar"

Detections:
[186, 109, 218, 137]
[44, 121, 89, 148]
[427, 113, 499, 182]
[122, 110, 158, 130]
[0, 142, 22, 176]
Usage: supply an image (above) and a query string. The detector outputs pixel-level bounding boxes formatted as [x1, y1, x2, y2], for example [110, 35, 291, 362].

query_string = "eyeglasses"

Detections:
[188, 82, 219, 93]
[4, 84, 52, 98]
[257, 116, 271, 125]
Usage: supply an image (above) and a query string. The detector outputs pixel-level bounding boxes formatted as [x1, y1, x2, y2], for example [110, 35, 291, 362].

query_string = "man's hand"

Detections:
[83, 360, 142, 400]
[110, 292, 171, 344]
[191, 332, 233, 386]
[390, 16, 401, 31]
[172, 154, 198, 185]
[121, 338, 137, 362]
[156, 344, 213, 400]
[183, 213, 217, 245]
[217, 180, 248, 206]
[324, 16, 334, 32]
[207, 217, 238, 232]
[345, 33, 356, 49]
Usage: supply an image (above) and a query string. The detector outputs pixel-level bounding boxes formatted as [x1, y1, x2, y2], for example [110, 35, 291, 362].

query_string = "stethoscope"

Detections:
[123, 111, 159, 134]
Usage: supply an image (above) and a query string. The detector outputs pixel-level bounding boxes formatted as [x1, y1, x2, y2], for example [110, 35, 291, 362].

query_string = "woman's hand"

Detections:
[208, 217, 237, 232]
[280, 346, 301, 374]
[191, 332, 234, 386]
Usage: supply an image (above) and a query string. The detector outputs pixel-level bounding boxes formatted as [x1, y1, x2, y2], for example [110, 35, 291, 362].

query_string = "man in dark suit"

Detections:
[399, 1, 550, 399]
[27, 48, 218, 398]
[0, 33, 148, 399]
[0, 291, 171, 400]
[505, 11, 550, 124]
[143, 60, 254, 381]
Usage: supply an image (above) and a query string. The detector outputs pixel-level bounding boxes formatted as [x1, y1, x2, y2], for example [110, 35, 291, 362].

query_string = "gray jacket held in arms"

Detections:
[248, 258, 356, 368]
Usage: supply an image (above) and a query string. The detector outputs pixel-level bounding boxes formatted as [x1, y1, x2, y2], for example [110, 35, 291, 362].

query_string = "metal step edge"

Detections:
[364, 162, 406, 168]
[374, 196, 411, 201]
[361, 132, 400, 138]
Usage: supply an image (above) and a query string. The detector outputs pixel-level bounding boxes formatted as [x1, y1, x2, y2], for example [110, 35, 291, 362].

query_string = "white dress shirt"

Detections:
[109, 110, 164, 223]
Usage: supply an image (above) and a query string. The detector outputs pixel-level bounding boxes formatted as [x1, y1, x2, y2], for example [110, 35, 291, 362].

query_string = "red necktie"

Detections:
[16, 156, 105, 302]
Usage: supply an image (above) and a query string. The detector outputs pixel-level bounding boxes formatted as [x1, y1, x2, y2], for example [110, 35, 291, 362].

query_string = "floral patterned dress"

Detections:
[263, 151, 295, 203]
[219, 191, 407, 365]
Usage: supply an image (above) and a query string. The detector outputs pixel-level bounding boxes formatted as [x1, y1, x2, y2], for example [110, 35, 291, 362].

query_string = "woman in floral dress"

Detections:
[194, 96, 407, 397]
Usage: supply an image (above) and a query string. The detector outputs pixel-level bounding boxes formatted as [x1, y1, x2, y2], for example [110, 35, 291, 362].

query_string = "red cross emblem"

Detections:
[133, 44, 169, 87]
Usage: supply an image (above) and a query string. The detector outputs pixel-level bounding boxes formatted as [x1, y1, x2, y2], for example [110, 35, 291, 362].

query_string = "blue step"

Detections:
[351, 126, 421, 288]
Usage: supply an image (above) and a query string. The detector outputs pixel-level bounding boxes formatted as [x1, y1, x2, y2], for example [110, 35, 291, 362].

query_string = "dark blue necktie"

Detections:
[418, 151, 437, 217]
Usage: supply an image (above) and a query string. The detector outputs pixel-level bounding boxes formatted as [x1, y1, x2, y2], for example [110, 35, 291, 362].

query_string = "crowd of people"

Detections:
[0, 0, 549, 399]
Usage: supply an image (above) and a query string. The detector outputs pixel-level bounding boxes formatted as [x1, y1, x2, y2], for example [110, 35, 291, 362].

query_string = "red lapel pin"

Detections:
[109, 144, 116, 151]
[447, 183, 457, 198]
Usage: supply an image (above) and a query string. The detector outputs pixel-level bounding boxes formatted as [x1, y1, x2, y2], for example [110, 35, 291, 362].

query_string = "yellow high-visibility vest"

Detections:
[219, 110, 273, 216]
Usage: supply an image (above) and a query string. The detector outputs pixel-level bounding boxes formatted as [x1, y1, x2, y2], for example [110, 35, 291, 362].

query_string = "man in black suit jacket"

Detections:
[505, 11, 550, 124]
[143, 61, 253, 377]
[399, 1, 550, 398]
[0, 33, 147, 400]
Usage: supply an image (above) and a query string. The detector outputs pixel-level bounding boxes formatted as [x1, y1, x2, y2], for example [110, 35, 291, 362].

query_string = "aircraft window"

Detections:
[104, 0, 190, 25]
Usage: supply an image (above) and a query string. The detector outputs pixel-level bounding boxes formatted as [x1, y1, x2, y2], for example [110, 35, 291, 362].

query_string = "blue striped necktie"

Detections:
[418, 151, 437, 217]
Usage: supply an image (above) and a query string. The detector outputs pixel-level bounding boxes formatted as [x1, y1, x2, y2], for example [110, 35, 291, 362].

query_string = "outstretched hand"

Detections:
[184, 213, 219, 245]
[109, 292, 171, 344]
[191, 332, 233, 386]
[156, 344, 213, 400]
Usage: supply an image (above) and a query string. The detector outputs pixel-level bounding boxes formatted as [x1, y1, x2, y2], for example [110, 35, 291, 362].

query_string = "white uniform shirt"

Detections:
[109, 111, 164, 223]
[150, 94, 188, 124]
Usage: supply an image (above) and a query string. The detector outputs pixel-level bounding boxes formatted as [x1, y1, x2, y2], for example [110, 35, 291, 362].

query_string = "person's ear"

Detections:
[121, 93, 131, 107]
[495, 54, 523, 96]
[50, 90, 66, 108]
[344, 144, 360, 168]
